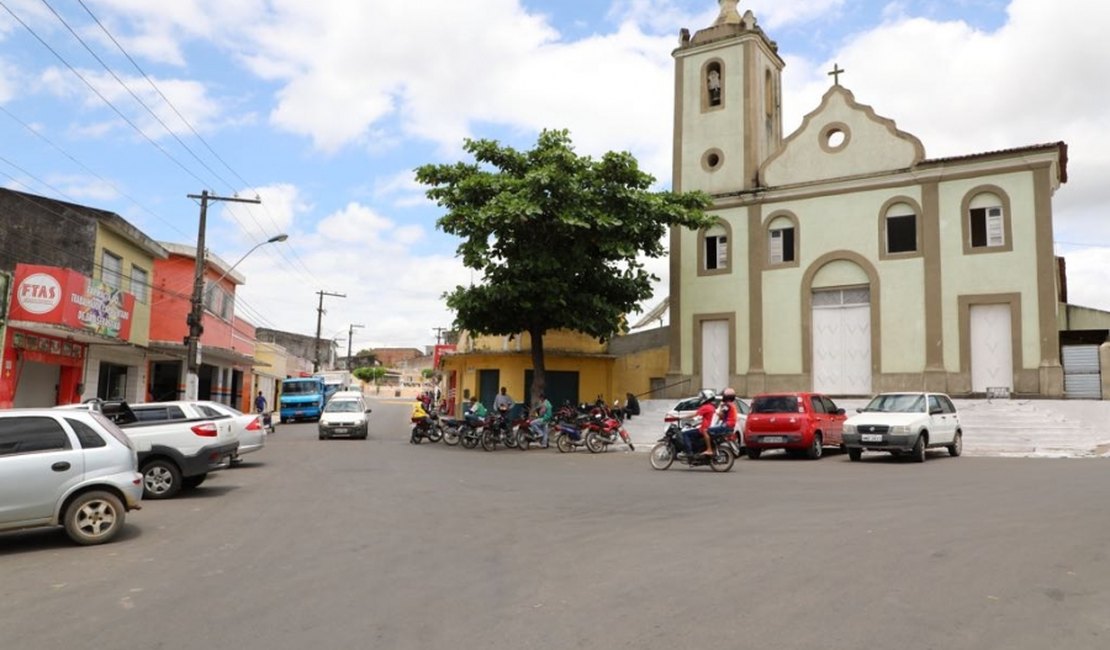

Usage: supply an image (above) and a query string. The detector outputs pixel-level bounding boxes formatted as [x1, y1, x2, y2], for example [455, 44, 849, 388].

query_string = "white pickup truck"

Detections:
[59, 401, 238, 499]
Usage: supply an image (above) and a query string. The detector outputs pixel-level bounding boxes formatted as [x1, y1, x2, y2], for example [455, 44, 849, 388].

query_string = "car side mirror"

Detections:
[836, 408, 845, 415]
[366, 409, 373, 414]
[856, 407, 864, 413]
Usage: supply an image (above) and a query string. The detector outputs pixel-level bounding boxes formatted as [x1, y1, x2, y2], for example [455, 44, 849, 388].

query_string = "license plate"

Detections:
[861, 434, 883, 442]
[334, 428, 348, 434]
[761, 436, 785, 443]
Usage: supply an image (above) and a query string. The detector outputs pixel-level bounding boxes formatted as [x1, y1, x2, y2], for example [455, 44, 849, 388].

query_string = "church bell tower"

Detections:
[673, 0, 785, 194]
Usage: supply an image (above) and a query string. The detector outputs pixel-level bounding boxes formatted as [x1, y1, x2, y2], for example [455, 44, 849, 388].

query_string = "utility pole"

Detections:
[433, 326, 448, 345]
[314, 290, 346, 372]
[347, 323, 364, 370]
[185, 190, 261, 400]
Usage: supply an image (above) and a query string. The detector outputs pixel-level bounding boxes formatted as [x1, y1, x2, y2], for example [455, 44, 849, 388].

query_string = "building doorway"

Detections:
[812, 287, 872, 395]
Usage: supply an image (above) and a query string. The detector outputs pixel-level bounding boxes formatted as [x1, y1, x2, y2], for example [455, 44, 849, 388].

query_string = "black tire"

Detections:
[442, 426, 460, 446]
[517, 428, 530, 450]
[746, 448, 762, 460]
[427, 425, 443, 443]
[912, 433, 927, 463]
[410, 427, 421, 444]
[556, 433, 573, 453]
[948, 431, 963, 457]
[141, 458, 182, 500]
[709, 447, 735, 472]
[481, 430, 497, 452]
[585, 431, 606, 453]
[650, 442, 675, 470]
[848, 447, 863, 462]
[318, 432, 328, 440]
[182, 474, 206, 490]
[461, 433, 479, 449]
[503, 428, 518, 448]
[806, 433, 823, 460]
[63, 490, 126, 546]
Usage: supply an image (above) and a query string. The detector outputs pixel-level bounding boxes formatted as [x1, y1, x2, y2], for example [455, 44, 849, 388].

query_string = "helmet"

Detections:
[698, 388, 716, 405]
[721, 387, 737, 402]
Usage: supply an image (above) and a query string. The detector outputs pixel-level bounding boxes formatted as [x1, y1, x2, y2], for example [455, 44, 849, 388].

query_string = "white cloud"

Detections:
[45, 173, 119, 201]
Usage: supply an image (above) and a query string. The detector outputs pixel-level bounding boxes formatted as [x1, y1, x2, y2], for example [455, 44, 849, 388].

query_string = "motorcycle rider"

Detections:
[711, 387, 739, 435]
[683, 389, 718, 457]
[465, 395, 488, 427]
[530, 392, 553, 449]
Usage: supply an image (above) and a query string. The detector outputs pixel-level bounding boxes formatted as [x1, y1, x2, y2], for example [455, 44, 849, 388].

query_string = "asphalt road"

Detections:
[2, 397, 1109, 650]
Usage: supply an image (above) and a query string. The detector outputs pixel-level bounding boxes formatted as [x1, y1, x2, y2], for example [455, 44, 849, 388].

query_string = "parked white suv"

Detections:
[842, 392, 963, 462]
[0, 409, 143, 545]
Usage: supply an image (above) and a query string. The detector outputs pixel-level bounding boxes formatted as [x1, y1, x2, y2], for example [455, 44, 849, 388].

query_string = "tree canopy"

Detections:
[415, 129, 713, 402]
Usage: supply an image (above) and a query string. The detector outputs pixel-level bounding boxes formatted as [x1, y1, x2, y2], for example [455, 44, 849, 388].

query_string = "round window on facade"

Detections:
[819, 122, 851, 153]
[701, 148, 724, 172]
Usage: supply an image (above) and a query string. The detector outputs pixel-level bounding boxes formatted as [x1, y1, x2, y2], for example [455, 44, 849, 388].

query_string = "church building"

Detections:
[666, 1, 1074, 397]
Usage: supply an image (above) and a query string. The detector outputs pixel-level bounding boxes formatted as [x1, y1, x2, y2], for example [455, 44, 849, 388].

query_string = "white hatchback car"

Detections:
[0, 409, 143, 545]
[318, 397, 372, 440]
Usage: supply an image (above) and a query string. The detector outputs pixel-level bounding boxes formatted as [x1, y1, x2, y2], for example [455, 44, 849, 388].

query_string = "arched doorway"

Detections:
[806, 256, 877, 395]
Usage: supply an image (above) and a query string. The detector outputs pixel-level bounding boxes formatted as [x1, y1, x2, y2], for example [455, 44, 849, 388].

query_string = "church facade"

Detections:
[666, 1, 1069, 397]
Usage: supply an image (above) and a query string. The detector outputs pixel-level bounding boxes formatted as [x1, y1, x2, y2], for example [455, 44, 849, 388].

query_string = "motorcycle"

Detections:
[584, 402, 635, 453]
[440, 417, 465, 446]
[649, 422, 736, 472]
[410, 411, 444, 444]
[484, 404, 518, 450]
[459, 416, 486, 449]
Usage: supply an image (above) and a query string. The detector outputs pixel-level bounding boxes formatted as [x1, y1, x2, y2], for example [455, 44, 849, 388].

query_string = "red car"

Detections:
[743, 392, 846, 460]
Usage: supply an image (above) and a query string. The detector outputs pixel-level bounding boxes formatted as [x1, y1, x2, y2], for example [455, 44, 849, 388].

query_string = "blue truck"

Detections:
[279, 376, 329, 423]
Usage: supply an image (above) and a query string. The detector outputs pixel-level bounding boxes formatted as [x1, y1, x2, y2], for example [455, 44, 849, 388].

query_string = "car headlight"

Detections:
[843, 424, 856, 434]
[891, 425, 911, 434]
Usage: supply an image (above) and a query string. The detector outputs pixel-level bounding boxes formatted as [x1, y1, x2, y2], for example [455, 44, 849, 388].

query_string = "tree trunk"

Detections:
[529, 326, 546, 408]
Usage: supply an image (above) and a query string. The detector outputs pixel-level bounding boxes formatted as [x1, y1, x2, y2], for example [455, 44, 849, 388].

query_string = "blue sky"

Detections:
[1, 0, 1107, 350]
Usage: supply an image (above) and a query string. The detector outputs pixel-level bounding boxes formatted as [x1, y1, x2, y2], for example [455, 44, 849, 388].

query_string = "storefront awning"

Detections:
[147, 341, 256, 367]
[7, 319, 147, 349]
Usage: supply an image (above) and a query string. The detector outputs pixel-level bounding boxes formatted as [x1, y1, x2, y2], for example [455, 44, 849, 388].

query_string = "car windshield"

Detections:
[751, 396, 799, 413]
[283, 382, 318, 395]
[862, 394, 926, 413]
[325, 400, 362, 413]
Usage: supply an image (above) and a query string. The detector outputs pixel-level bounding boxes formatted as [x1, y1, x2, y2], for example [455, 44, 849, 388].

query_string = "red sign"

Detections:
[432, 344, 457, 367]
[9, 264, 135, 340]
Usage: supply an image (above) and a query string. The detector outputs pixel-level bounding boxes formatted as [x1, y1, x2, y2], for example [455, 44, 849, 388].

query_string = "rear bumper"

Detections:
[744, 432, 810, 449]
[179, 441, 239, 476]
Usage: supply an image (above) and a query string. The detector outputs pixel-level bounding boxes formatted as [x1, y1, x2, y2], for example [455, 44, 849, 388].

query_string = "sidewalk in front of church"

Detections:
[619, 397, 1110, 459]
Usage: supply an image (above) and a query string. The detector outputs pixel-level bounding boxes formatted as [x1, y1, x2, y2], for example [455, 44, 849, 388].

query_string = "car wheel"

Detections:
[912, 433, 927, 463]
[318, 432, 328, 440]
[848, 447, 863, 461]
[141, 459, 182, 500]
[650, 442, 674, 470]
[746, 448, 762, 460]
[948, 431, 963, 457]
[230, 454, 243, 466]
[182, 474, 206, 490]
[806, 433, 823, 460]
[63, 490, 125, 546]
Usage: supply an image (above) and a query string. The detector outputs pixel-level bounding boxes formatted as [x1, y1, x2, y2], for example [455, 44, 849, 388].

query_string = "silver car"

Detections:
[0, 409, 143, 545]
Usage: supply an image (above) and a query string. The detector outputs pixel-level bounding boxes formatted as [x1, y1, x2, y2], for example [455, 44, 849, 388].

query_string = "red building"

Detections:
[146, 243, 258, 411]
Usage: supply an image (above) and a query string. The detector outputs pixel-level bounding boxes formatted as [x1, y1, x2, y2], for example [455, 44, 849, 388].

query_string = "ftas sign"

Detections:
[17, 272, 62, 315]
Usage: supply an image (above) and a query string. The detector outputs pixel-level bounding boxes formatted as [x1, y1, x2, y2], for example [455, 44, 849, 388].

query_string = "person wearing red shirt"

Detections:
[683, 389, 718, 457]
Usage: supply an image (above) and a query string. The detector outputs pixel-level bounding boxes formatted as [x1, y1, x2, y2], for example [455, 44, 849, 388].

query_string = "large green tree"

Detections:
[416, 129, 713, 404]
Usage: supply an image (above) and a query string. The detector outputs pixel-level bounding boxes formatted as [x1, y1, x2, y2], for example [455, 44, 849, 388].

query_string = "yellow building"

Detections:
[440, 327, 669, 414]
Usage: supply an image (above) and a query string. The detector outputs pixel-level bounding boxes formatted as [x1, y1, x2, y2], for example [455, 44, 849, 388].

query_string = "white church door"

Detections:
[701, 320, 729, 392]
[970, 304, 1013, 392]
[812, 287, 872, 395]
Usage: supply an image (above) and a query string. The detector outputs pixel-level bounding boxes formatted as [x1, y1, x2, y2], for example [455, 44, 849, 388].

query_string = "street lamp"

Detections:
[211, 233, 289, 287]
[183, 190, 284, 400]
[347, 324, 365, 370]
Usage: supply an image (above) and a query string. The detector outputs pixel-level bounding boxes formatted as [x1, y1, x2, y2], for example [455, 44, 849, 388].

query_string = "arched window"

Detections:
[698, 219, 732, 276]
[960, 185, 1013, 255]
[878, 197, 923, 259]
[702, 59, 724, 112]
[764, 212, 799, 268]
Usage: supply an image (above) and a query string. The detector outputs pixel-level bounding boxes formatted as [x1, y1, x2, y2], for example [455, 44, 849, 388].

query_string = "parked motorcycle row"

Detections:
[410, 401, 637, 454]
